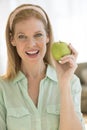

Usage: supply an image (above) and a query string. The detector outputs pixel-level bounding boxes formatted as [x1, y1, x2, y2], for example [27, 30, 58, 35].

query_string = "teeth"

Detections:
[27, 50, 38, 54]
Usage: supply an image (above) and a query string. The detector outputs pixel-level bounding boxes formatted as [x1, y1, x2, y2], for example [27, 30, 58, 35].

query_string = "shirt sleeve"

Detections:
[71, 75, 86, 130]
[0, 85, 7, 130]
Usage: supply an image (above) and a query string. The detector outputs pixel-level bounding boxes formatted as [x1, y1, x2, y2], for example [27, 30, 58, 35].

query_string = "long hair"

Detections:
[3, 4, 54, 80]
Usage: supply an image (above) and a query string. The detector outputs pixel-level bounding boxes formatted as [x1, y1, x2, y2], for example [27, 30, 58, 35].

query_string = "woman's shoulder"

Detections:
[0, 76, 6, 84]
[0, 76, 7, 93]
[0, 75, 17, 92]
[0, 76, 9, 89]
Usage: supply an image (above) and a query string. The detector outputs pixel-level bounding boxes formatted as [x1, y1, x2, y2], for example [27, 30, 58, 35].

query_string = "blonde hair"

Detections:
[4, 4, 54, 80]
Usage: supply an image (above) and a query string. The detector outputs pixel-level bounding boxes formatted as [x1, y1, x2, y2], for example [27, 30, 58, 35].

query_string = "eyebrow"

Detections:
[16, 30, 43, 36]
[34, 30, 43, 33]
[17, 32, 25, 35]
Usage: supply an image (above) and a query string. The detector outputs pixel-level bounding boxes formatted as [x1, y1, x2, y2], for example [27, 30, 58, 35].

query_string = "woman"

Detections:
[0, 4, 85, 130]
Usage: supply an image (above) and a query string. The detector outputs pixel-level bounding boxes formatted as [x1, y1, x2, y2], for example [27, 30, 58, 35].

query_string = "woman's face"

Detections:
[11, 17, 49, 65]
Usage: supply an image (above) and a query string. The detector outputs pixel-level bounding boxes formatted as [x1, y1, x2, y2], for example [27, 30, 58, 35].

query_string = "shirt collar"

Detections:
[13, 71, 27, 84]
[46, 65, 58, 82]
[13, 64, 58, 84]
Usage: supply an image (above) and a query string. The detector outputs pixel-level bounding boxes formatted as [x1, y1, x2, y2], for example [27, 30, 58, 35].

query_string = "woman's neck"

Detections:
[21, 61, 47, 79]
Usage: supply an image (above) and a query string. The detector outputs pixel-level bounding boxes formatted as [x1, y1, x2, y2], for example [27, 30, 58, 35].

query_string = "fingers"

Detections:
[58, 44, 78, 67]
[59, 56, 75, 67]
[60, 55, 75, 62]
[68, 43, 78, 59]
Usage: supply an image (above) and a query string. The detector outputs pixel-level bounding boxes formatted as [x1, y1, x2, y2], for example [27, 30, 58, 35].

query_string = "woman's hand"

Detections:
[54, 43, 78, 84]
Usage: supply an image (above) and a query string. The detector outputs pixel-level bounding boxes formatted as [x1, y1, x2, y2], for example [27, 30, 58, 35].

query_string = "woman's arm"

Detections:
[59, 77, 85, 130]
[54, 44, 85, 130]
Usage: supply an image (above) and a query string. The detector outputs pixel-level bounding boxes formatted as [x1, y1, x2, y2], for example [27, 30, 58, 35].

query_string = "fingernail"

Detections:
[59, 60, 62, 63]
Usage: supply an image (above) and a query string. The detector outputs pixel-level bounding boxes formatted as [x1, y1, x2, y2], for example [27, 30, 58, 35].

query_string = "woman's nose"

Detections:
[27, 38, 36, 47]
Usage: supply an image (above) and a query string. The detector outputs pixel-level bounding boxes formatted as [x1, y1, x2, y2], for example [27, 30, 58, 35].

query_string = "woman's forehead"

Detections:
[14, 18, 46, 34]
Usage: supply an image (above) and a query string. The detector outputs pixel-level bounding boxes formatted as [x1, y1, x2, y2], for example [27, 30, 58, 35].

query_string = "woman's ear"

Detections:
[11, 41, 16, 46]
[10, 33, 16, 46]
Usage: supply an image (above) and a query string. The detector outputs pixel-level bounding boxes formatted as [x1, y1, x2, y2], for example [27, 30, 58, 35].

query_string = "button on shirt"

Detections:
[0, 65, 85, 130]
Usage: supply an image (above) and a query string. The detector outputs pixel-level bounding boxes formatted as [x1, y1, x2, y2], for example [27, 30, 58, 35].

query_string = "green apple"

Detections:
[51, 41, 71, 61]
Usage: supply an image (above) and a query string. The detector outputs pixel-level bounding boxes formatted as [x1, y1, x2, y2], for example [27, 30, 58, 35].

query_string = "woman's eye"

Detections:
[18, 35, 27, 39]
[35, 33, 43, 38]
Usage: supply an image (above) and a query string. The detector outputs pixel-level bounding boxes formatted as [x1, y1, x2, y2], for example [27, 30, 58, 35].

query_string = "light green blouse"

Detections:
[0, 65, 85, 130]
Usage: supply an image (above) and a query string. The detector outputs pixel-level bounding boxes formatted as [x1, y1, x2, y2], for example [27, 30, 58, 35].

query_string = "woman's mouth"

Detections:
[25, 50, 39, 57]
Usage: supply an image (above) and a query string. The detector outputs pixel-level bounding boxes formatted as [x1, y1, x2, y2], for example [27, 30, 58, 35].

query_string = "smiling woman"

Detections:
[0, 2, 86, 130]
[0, 3, 85, 130]
[10, 17, 49, 66]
